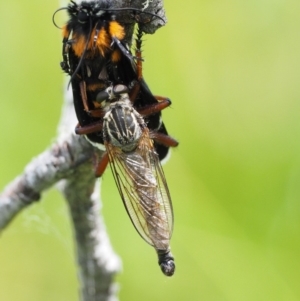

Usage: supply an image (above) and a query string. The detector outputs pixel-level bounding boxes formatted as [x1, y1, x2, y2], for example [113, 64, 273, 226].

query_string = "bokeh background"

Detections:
[1, 0, 300, 300]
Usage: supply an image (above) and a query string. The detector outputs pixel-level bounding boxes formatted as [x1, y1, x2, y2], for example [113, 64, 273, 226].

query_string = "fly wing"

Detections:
[105, 130, 173, 250]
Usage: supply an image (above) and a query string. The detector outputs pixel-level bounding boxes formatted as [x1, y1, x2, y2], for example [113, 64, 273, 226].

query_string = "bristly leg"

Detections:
[135, 25, 144, 81]
[128, 25, 144, 103]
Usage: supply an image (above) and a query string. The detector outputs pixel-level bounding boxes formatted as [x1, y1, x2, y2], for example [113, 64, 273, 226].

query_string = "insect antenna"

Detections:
[52, 7, 68, 29]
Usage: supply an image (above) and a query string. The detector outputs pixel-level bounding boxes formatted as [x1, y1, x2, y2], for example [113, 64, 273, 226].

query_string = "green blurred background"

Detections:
[1, 0, 300, 300]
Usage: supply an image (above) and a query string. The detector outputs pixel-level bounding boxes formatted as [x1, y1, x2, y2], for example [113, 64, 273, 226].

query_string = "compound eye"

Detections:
[113, 85, 129, 95]
[96, 91, 109, 107]
[77, 10, 89, 23]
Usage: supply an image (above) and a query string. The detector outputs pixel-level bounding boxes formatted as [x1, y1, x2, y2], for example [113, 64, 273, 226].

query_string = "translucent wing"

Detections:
[105, 129, 173, 251]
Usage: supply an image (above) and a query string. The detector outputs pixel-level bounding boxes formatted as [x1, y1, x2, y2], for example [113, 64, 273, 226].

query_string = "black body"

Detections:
[61, 1, 170, 161]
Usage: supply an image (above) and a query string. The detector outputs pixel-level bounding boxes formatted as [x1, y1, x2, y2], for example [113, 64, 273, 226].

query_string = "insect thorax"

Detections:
[103, 97, 145, 152]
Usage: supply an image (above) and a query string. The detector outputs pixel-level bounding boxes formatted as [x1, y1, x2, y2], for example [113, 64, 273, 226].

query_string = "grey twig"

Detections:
[0, 88, 121, 301]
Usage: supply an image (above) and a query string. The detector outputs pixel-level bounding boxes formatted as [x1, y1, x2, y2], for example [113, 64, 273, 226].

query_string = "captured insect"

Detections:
[53, 0, 178, 276]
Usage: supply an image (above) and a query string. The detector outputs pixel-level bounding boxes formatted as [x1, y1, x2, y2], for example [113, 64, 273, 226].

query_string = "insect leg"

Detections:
[87, 110, 106, 118]
[60, 31, 71, 74]
[75, 122, 103, 135]
[128, 81, 141, 104]
[151, 132, 179, 147]
[128, 25, 144, 104]
[94, 152, 109, 178]
[79, 81, 90, 112]
[135, 24, 144, 80]
[137, 98, 171, 116]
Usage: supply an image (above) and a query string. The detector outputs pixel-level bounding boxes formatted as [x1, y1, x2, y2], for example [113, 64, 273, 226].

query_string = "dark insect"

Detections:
[54, 0, 178, 276]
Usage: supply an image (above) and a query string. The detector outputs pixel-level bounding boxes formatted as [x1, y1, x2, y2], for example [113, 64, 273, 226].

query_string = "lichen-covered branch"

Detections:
[109, 0, 167, 34]
[0, 127, 94, 229]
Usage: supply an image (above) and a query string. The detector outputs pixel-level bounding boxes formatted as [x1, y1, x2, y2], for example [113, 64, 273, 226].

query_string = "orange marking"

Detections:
[72, 33, 87, 57]
[109, 21, 125, 40]
[68, 22, 124, 59]
[62, 25, 70, 38]
[87, 82, 106, 91]
[111, 49, 121, 62]
[92, 101, 103, 108]
[92, 27, 110, 57]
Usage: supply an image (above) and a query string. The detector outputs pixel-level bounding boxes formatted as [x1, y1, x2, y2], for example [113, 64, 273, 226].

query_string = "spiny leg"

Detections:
[135, 25, 143, 81]
[129, 25, 144, 104]
[130, 27, 173, 114]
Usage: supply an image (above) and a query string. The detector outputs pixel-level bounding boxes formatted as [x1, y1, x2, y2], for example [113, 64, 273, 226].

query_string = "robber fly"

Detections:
[76, 83, 178, 276]
[54, 0, 178, 276]
[100, 85, 176, 275]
